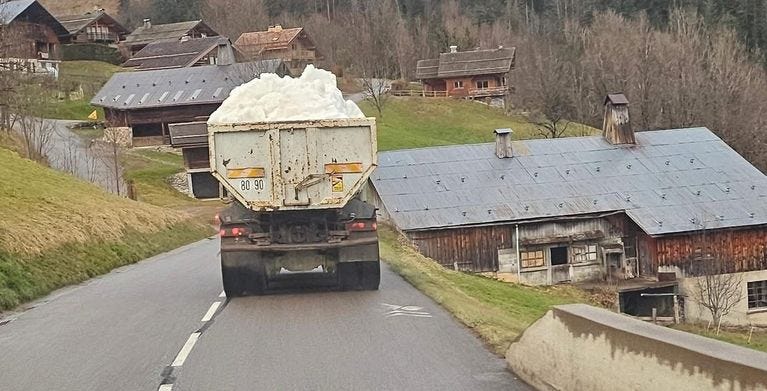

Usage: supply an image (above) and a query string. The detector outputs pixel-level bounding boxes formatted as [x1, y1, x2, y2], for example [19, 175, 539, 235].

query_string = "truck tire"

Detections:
[361, 261, 380, 291]
[221, 253, 266, 297]
[339, 261, 380, 291]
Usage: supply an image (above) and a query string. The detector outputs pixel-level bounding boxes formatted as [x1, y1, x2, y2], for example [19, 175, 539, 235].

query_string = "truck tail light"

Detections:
[346, 220, 377, 232]
[220, 226, 251, 237]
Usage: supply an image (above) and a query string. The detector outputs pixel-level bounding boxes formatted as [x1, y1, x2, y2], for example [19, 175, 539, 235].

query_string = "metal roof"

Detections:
[122, 36, 230, 70]
[91, 59, 287, 110]
[371, 128, 767, 236]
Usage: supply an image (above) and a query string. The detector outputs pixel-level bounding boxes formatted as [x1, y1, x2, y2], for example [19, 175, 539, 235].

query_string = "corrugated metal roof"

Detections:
[371, 128, 767, 236]
[91, 59, 287, 110]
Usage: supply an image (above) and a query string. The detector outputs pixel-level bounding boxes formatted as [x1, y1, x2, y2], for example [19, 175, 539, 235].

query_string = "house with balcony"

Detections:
[415, 46, 515, 100]
[122, 19, 219, 56]
[234, 25, 322, 75]
[0, 0, 67, 78]
[55, 9, 128, 45]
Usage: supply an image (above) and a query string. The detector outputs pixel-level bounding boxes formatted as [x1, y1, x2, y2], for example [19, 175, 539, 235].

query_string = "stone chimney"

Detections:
[180, 34, 190, 42]
[268, 25, 284, 33]
[494, 128, 513, 158]
[449, 45, 458, 53]
[602, 93, 635, 145]
[143, 18, 151, 28]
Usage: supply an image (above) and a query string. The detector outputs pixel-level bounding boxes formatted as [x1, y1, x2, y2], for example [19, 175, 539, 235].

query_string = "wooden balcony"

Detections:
[467, 86, 509, 98]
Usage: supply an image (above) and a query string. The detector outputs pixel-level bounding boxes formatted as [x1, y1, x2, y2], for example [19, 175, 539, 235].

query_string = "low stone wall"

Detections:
[506, 304, 767, 391]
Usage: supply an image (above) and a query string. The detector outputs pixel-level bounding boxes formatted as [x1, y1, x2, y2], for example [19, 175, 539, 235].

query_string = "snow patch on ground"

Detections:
[208, 65, 364, 124]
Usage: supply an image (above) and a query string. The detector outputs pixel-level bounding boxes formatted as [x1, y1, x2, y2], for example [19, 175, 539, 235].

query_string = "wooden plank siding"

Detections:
[651, 227, 767, 275]
[408, 226, 514, 272]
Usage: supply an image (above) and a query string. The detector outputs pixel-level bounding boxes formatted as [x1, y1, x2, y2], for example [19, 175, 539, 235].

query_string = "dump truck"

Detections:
[209, 118, 380, 296]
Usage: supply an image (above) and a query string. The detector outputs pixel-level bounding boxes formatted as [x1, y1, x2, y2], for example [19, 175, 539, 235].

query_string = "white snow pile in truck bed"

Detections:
[208, 65, 364, 124]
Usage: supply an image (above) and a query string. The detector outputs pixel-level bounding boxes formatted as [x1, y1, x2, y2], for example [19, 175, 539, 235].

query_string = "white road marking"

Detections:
[158, 384, 173, 391]
[171, 332, 200, 367]
[201, 301, 221, 322]
[218, 290, 226, 298]
[381, 303, 433, 318]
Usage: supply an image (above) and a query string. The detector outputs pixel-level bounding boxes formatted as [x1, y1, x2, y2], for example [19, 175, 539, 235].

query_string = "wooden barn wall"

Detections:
[104, 104, 219, 127]
[651, 227, 767, 275]
[408, 226, 514, 272]
[406, 216, 625, 273]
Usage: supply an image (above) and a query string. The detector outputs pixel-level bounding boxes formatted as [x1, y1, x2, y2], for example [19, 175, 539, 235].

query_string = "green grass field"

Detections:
[122, 149, 202, 208]
[359, 97, 598, 151]
[39, 61, 122, 121]
[0, 146, 212, 310]
[379, 225, 594, 354]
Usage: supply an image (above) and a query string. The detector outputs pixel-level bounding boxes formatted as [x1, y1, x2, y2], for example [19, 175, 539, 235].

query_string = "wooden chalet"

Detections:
[415, 46, 515, 99]
[370, 94, 767, 326]
[234, 25, 322, 75]
[123, 36, 236, 71]
[0, 0, 67, 78]
[54, 9, 128, 44]
[122, 19, 218, 56]
[91, 59, 289, 148]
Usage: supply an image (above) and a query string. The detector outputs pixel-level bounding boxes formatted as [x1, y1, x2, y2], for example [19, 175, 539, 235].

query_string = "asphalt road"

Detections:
[0, 238, 530, 391]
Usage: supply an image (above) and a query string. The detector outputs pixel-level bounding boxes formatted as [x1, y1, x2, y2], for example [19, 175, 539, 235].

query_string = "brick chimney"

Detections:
[494, 128, 513, 158]
[602, 93, 635, 145]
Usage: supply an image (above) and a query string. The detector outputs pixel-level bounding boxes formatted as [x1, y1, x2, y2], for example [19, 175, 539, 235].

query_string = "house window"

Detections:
[550, 246, 568, 266]
[453, 80, 463, 89]
[476, 80, 489, 89]
[747, 280, 767, 310]
[520, 250, 545, 268]
[501, 77, 507, 86]
[573, 244, 598, 263]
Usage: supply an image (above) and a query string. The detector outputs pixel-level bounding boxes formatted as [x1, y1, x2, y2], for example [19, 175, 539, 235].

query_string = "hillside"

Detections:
[39, 0, 124, 17]
[0, 147, 211, 310]
[359, 97, 597, 151]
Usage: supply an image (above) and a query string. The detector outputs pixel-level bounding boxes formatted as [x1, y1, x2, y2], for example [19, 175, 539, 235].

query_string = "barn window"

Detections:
[550, 246, 568, 266]
[476, 80, 489, 89]
[520, 250, 544, 268]
[453, 80, 463, 88]
[747, 280, 767, 310]
[573, 244, 598, 263]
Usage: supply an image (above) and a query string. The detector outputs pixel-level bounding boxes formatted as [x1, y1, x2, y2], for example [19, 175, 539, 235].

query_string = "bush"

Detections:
[61, 43, 123, 65]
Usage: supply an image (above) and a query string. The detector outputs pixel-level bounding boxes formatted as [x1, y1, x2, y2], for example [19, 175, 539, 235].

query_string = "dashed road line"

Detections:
[201, 301, 221, 322]
[172, 332, 201, 367]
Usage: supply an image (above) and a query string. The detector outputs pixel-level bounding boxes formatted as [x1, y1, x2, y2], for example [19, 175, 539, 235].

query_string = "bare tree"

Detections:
[101, 128, 126, 196]
[690, 225, 743, 334]
[17, 115, 54, 163]
[361, 77, 390, 117]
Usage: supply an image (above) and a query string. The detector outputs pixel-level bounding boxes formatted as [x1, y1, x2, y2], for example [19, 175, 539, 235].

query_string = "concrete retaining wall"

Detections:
[506, 304, 767, 391]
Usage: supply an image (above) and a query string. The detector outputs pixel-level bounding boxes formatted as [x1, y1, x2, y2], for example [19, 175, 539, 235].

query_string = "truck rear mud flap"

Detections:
[221, 243, 379, 296]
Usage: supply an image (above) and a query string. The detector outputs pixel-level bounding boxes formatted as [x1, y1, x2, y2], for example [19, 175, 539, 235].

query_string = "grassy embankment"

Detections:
[359, 97, 597, 151]
[672, 323, 767, 353]
[378, 225, 593, 355]
[39, 61, 123, 120]
[0, 146, 212, 311]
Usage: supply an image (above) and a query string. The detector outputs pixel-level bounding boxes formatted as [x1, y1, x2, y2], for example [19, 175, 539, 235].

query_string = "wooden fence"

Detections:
[389, 90, 448, 97]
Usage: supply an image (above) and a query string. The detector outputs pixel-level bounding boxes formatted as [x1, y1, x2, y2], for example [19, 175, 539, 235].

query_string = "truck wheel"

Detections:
[221, 254, 266, 297]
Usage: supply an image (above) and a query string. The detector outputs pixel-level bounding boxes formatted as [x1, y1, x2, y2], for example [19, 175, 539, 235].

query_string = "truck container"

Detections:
[209, 118, 380, 295]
